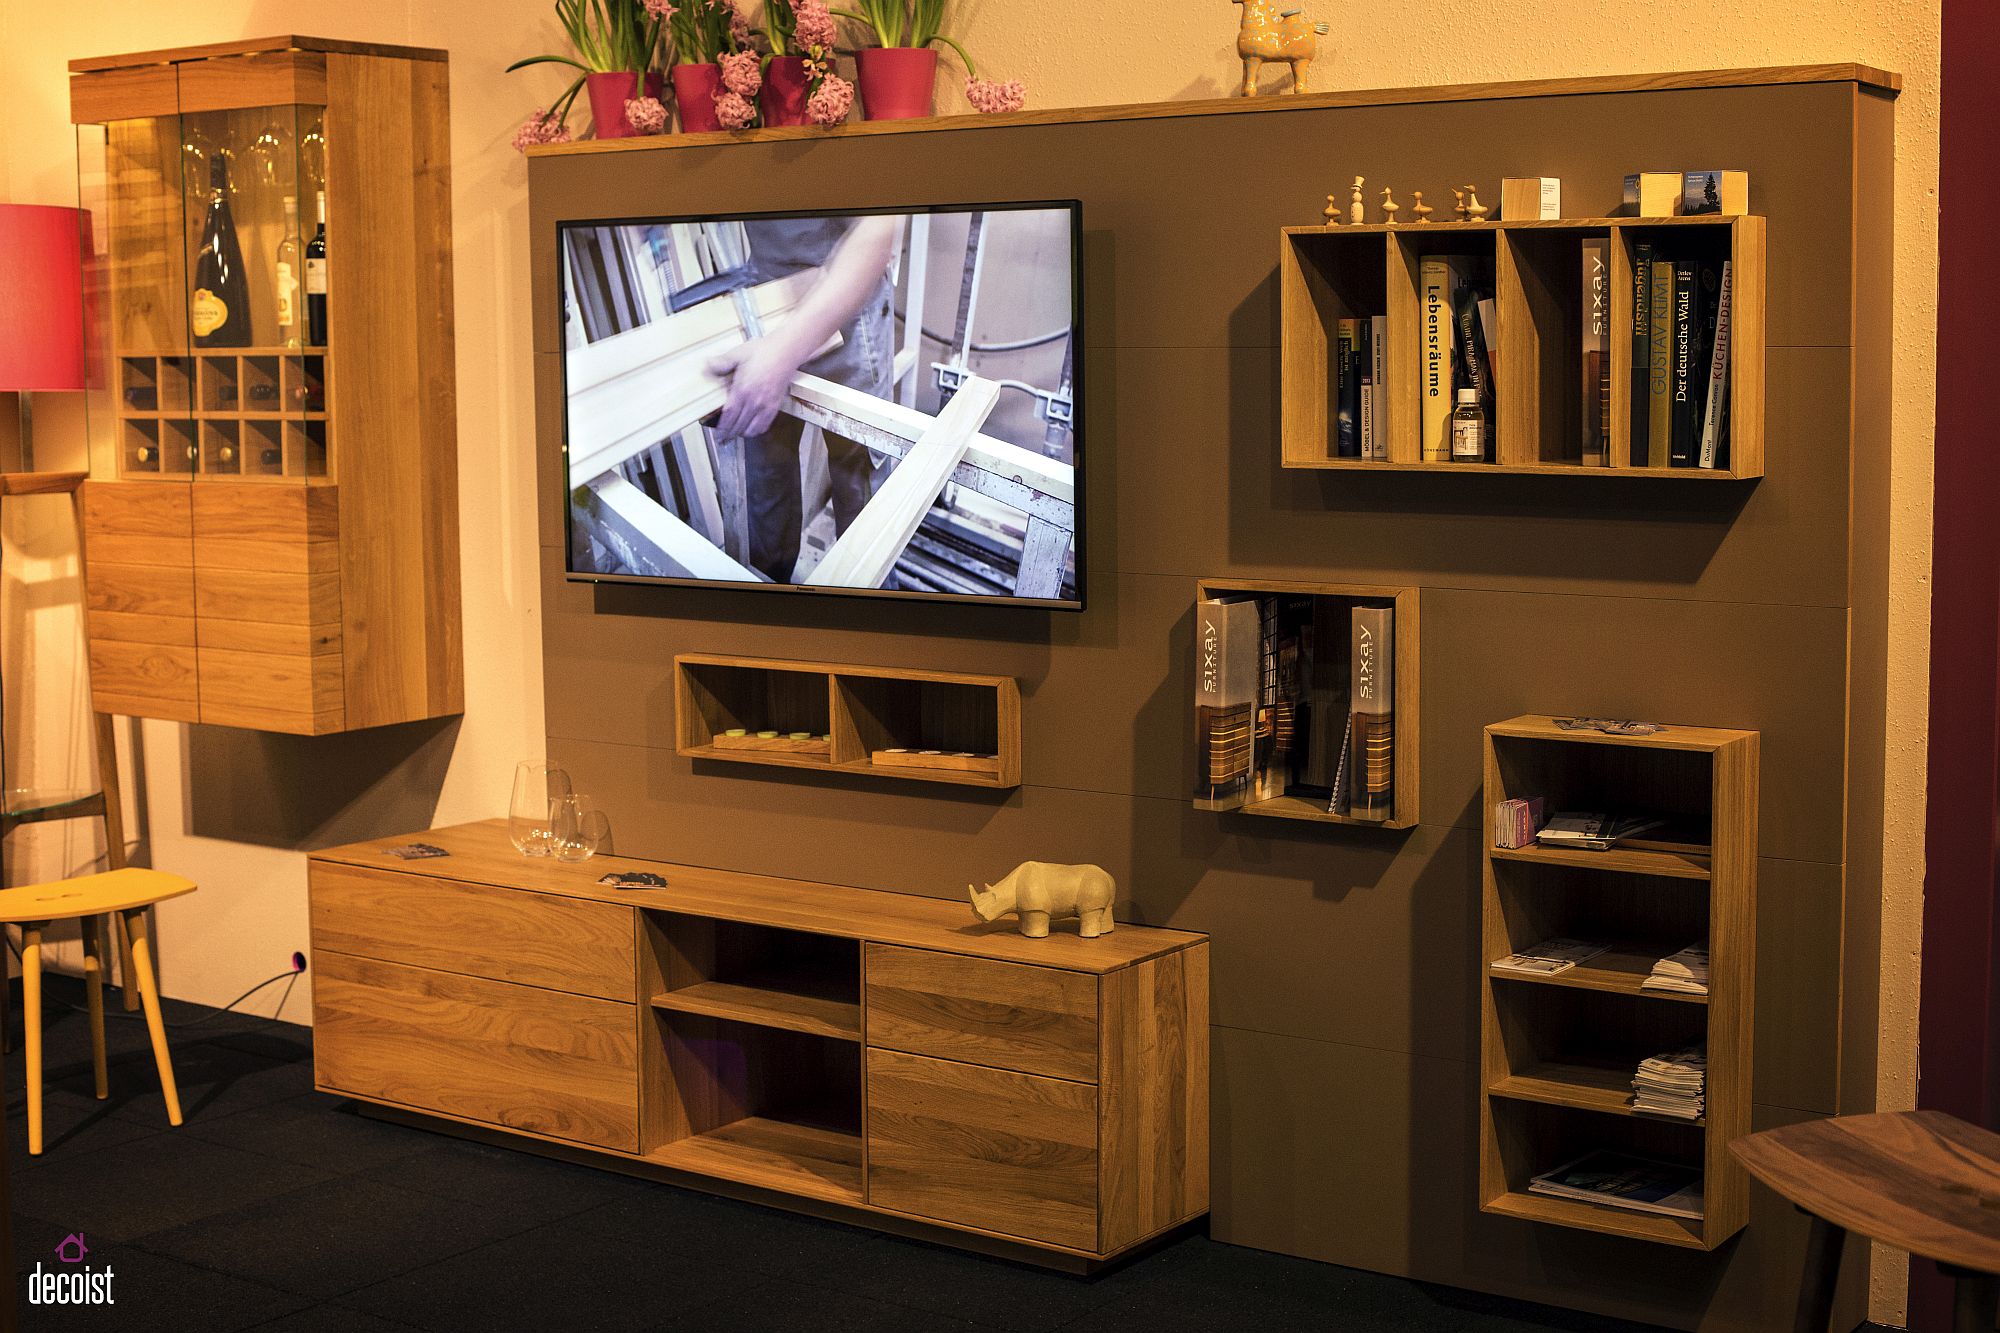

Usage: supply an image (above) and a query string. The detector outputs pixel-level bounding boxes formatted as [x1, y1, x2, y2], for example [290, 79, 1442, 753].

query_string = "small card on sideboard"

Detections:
[386, 842, 449, 860]
[599, 871, 668, 890]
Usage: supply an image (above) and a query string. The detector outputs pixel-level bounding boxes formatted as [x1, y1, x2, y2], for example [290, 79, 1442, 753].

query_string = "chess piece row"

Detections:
[1321, 178, 1488, 226]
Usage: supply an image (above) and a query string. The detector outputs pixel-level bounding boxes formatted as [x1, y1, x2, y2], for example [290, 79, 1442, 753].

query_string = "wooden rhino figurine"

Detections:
[969, 862, 1116, 939]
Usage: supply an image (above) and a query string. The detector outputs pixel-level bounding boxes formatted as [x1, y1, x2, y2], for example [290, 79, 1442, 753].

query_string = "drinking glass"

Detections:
[509, 762, 572, 856]
[549, 793, 607, 863]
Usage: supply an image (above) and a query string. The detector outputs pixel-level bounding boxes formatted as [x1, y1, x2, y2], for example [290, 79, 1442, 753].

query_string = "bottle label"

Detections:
[276, 263, 297, 326]
[305, 258, 327, 296]
[191, 288, 228, 338]
[1451, 416, 1484, 460]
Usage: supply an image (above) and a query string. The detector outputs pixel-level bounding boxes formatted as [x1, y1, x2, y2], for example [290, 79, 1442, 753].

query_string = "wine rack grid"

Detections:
[117, 348, 330, 482]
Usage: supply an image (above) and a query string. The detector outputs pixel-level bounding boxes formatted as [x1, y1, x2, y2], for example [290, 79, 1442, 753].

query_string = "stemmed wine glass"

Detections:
[509, 762, 573, 856]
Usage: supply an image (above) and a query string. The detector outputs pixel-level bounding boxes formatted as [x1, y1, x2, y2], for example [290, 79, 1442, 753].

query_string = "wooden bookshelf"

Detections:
[1281, 216, 1764, 479]
[1479, 715, 1757, 1250]
[1192, 578, 1419, 830]
[674, 653, 1020, 789]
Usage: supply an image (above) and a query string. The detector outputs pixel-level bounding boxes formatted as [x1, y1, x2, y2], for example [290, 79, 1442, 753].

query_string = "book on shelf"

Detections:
[1327, 708, 1353, 815]
[1362, 314, 1388, 459]
[1643, 942, 1711, 996]
[1453, 265, 1496, 461]
[1646, 257, 1675, 467]
[1581, 237, 1611, 466]
[1492, 937, 1609, 976]
[1420, 258, 1453, 460]
[1493, 796, 1545, 849]
[1335, 319, 1360, 458]
[1253, 596, 1293, 803]
[1529, 1150, 1704, 1220]
[1299, 596, 1346, 793]
[1347, 605, 1395, 820]
[1629, 241, 1653, 464]
[1632, 1042, 1707, 1121]
[1680, 169, 1749, 216]
[1669, 260, 1702, 466]
[1193, 595, 1260, 811]
[1534, 812, 1668, 851]
[1699, 261, 1734, 469]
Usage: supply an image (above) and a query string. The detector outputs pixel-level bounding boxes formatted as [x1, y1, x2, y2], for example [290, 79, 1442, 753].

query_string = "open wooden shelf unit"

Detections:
[674, 653, 1021, 789]
[1281, 216, 1764, 479]
[1479, 715, 1757, 1249]
[1193, 578, 1419, 830]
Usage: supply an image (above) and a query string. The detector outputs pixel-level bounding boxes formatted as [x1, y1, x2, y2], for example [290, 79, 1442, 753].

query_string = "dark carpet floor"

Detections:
[0, 974, 1676, 1331]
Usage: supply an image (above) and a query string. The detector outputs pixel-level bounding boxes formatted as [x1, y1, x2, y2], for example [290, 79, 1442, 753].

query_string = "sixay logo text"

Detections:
[29, 1233, 115, 1306]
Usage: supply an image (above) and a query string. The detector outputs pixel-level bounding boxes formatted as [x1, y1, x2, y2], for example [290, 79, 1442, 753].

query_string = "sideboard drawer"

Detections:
[313, 951, 638, 1151]
[310, 862, 635, 1001]
[866, 1046, 1099, 1250]
[865, 943, 1098, 1082]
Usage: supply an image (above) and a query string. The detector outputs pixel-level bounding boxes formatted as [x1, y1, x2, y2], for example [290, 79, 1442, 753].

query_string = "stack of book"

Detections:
[1534, 812, 1667, 852]
[1334, 316, 1389, 459]
[1492, 937, 1607, 977]
[1528, 1150, 1704, 1220]
[1492, 796, 1545, 849]
[1642, 943, 1710, 996]
[1632, 1043, 1707, 1121]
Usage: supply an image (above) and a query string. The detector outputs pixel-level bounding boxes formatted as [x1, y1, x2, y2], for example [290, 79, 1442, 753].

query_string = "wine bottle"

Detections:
[260, 447, 283, 468]
[276, 194, 303, 348]
[134, 444, 156, 465]
[192, 156, 251, 348]
[304, 190, 329, 347]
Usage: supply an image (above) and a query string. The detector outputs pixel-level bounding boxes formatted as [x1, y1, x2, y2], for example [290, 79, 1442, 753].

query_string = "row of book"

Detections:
[1584, 240, 1736, 468]
[1333, 316, 1387, 459]
[1194, 594, 1395, 820]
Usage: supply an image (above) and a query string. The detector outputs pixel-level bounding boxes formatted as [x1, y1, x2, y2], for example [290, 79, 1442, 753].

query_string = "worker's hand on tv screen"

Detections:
[708, 337, 803, 439]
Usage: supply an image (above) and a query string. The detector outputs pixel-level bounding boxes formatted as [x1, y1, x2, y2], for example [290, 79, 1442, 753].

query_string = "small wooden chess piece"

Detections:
[1350, 176, 1366, 225]
[1464, 185, 1489, 221]
[1411, 191, 1433, 223]
[1323, 193, 1341, 227]
[1451, 186, 1468, 221]
[1379, 186, 1400, 223]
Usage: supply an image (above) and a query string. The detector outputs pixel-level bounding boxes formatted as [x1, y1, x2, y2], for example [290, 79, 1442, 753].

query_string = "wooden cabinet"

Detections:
[70, 37, 461, 734]
[308, 820, 1210, 1268]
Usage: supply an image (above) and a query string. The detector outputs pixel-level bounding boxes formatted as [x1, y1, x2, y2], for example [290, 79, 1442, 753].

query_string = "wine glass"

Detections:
[508, 762, 572, 856]
[548, 793, 607, 863]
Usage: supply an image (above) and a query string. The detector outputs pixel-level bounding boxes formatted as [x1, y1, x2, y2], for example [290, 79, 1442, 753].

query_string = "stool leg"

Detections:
[1795, 1211, 1846, 1333]
[21, 926, 44, 1156]
[122, 908, 180, 1127]
[82, 916, 108, 1099]
[115, 911, 139, 1012]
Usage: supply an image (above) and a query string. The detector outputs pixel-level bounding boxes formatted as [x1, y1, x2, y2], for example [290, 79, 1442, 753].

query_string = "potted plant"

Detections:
[832, 0, 1024, 121]
[663, 0, 756, 131]
[507, 0, 667, 140]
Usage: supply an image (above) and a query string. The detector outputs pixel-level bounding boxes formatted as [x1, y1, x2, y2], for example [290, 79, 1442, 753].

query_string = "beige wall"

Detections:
[0, 2, 1936, 1324]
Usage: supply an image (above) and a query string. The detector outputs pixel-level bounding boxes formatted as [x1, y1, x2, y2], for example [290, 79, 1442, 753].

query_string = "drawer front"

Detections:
[89, 639, 199, 723]
[192, 481, 338, 541]
[866, 1046, 1099, 1251]
[83, 480, 192, 567]
[86, 561, 194, 618]
[312, 951, 638, 1151]
[195, 567, 341, 625]
[310, 861, 636, 1001]
[198, 646, 344, 734]
[865, 944, 1098, 1082]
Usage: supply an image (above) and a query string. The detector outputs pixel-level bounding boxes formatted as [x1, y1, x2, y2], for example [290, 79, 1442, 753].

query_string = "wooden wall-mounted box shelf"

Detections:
[674, 654, 1021, 789]
[1281, 217, 1764, 479]
[1192, 578, 1419, 830]
[1479, 716, 1757, 1249]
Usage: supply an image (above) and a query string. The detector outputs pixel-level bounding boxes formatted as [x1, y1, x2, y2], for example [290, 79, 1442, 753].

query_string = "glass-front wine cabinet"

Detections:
[70, 38, 462, 735]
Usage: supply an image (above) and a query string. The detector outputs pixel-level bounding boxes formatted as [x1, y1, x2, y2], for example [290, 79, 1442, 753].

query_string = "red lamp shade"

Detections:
[0, 204, 88, 392]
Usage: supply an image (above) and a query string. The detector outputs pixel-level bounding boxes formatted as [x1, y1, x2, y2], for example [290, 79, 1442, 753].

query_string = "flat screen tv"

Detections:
[559, 202, 1083, 609]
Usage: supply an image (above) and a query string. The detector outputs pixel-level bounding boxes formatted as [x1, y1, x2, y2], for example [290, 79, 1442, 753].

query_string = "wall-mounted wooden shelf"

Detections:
[674, 653, 1021, 790]
[1192, 579, 1419, 829]
[1479, 715, 1757, 1250]
[1281, 216, 1764, 479]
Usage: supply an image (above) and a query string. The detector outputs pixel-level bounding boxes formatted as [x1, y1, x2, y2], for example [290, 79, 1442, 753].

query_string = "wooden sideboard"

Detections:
[307, 820, 1209, 1267]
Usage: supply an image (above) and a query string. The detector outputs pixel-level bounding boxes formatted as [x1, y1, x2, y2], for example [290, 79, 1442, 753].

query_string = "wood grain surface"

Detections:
[865, 944, 1099, 1081]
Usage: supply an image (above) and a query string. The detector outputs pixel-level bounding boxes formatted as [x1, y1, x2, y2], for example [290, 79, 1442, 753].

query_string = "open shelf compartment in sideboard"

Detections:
[1281, 217, 1764, 479]
[644, 911, 862, 1042]
[674, 653, 1020, 789]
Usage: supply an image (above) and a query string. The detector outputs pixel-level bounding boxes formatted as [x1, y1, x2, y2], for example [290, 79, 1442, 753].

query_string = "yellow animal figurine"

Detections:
[1232, 0, 1330, 96]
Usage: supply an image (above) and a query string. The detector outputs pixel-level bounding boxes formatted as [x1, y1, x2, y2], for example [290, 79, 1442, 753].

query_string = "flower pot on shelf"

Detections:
[672, 63, 725, 133]
[584, 71, 665, 138]
[760, 55, 811, 127]
[856, 47, 938, 121]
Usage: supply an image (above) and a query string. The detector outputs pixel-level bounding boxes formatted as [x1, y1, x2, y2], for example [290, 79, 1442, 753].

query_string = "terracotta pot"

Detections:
[584, 71, 665, 139]
[856, 47, 937, 121]
[671, 63, 725, 132]
[760, 55, 811, 127]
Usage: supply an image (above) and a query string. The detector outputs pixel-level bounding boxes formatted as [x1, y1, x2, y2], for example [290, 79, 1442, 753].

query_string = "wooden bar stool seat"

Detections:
[0, 868, 195, 1154]
[1733, 1110, 2000, 1333]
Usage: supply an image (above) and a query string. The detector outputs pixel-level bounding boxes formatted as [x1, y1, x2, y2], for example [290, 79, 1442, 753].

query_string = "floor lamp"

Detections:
[0, 203, 89, 469]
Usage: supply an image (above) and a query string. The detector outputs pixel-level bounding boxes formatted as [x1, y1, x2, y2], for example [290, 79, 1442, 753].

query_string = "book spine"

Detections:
[1194, 598, 1259, 811]
[1420, 258, 1452, 460]
[1449, 258, 1494, 459]
[1335, 319, 1359, 458]
[1647, 258, 1674, 467]
[1629, 242, 1652, 465]
[1699, 261, 1733, 468]
[1669, 260, 1698, 467]
[1368, 314, 1388, 458]
[1348, 606, 1395, 821]
[1582, 238, 1609, 466]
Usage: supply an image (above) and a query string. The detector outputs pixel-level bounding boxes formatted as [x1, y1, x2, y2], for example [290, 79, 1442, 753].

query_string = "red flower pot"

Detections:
[584, 71, 664, 138]
[672, 63, 725, 133]
[760, 55, 811, 127]
[856, 47, 938, 121]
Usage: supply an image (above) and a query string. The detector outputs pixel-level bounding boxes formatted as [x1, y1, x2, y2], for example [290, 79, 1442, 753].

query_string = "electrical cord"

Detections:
[3, 929, 304, 1029]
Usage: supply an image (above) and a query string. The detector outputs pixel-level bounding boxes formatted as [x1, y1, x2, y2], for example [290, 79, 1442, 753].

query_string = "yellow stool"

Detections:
[0, 868, 196, 1154]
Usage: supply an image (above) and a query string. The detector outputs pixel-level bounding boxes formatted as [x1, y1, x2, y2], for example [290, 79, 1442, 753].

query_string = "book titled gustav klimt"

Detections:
[1347, 606, 1395, 821]
[1194, 596, 1261, 811]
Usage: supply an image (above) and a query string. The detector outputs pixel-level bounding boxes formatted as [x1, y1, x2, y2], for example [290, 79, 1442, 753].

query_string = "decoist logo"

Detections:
[28, 1232, 115, 1306]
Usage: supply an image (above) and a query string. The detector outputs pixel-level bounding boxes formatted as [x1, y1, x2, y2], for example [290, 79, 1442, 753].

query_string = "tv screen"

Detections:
[560, 202, 1083, 609]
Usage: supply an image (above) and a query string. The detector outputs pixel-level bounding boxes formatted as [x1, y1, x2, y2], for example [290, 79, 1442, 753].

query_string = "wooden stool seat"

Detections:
[1733, 1110, 2000, 1331]
[4, 868, 196, 1155]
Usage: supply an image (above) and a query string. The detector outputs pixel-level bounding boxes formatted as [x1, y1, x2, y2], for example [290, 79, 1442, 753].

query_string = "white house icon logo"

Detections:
[28, 1233, 113, 1305]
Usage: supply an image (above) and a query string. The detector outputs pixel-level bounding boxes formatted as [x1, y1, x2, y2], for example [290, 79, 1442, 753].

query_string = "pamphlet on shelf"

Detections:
[1492, 937, 1610, 976]
[1643, 942, 1711, 995]
[1528, 1150, 1704, 1220]
[1534, 812, 1669, 851]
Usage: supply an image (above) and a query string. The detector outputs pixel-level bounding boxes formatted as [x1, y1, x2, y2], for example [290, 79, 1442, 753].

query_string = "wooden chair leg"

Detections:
[122, 908, 180, 1126]
[21, 925, 44, 1156]
[1795, 1210, 1846, 1333]
[115, 910, 139, 1012]
[81, 916, 108, 1099]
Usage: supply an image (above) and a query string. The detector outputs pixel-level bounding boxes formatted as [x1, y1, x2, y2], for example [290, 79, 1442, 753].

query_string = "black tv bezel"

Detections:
[556, 199, 1087, 613]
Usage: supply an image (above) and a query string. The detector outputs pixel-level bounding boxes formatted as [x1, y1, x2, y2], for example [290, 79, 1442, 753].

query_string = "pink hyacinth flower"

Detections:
[727, 1, 753, 50]
[806, 73, 854, 126]
[624, 97, 669, 134]
[511, 108, 573, 152]
[720, 49, 763, 97]
[965, 77, 1026, 115]
[715, 90, 757, 129]
[793, 0, 838, 52]
[641, 0, 676, 18]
